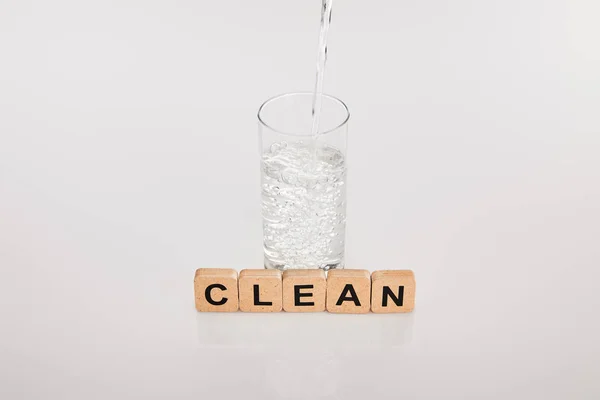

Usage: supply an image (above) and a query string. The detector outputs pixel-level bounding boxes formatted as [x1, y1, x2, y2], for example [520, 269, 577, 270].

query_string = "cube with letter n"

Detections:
[371, 270, 415, 313]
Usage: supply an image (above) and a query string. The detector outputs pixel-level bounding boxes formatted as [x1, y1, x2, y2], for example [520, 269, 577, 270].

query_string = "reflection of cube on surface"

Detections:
[282, 270, 327, 312]
[194, 268, 239, 312]
[371, 270, 416, 313]
[326, 269, 371, 314]
[239, 269, 283, 312]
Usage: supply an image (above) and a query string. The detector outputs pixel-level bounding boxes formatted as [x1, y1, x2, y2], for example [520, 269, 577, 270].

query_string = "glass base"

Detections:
[264, 257, 344, 271]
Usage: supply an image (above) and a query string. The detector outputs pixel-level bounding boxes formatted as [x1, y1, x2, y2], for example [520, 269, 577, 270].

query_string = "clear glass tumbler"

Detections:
[258, 92, 349, 270]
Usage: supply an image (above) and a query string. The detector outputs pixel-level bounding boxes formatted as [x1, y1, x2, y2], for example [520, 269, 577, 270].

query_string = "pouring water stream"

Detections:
[310, 0, 334, 163]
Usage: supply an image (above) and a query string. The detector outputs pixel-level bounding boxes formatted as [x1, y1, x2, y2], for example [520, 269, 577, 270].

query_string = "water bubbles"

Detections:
[293, 188, 305, 196]
[261, 141, 347, 269]
[270, 143, 282, 153]
[263, 164, 280, 180]
[281, 169, 298, 185]
[296, 171, 309, 187]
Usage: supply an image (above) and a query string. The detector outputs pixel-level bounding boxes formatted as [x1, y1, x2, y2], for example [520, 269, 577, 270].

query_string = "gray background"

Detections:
[1, 0, 599, 399]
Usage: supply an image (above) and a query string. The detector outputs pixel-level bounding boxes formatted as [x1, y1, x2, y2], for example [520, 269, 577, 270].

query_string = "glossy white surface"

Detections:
[1, 0, 599, 398]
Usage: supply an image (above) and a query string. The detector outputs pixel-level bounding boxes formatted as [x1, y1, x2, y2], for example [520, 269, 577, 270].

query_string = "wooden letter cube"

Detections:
[326, 269, 371, 314]
[194, 268, 239, 312]
[282, 270, 326, 312]
[238, 269, 283, 312]
[371, 270, 416, 313]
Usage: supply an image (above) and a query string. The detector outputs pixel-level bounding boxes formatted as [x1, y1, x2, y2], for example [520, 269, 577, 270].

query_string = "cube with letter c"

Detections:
[194, 268, 239, 312]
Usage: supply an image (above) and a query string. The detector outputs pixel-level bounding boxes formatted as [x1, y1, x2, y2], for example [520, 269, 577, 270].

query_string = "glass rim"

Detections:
[257, 92, 350, 137]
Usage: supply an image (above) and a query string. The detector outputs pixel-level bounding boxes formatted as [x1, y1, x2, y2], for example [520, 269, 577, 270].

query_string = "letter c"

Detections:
[205, 283, 228, 306]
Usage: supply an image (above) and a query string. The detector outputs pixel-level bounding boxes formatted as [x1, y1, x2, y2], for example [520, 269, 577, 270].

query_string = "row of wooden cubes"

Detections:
[194, 269, 415, 314]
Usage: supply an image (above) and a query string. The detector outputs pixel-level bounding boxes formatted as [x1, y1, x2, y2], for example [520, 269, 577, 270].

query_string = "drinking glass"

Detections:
[257, 92, 349, 270]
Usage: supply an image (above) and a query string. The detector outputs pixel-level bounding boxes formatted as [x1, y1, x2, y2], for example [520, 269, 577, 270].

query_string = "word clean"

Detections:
[194, 269, 415, 314]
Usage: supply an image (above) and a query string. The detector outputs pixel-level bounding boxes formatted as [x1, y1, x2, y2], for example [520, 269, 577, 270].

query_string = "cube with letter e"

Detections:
[282, 270, 327, 312]
[371, 270, 415, 313]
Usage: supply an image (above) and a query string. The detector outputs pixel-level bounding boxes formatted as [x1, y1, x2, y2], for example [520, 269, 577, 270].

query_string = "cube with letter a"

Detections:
[326, 269, 371, 314]
[194, 268, 239, 312]
[371, 270, 416, 313]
